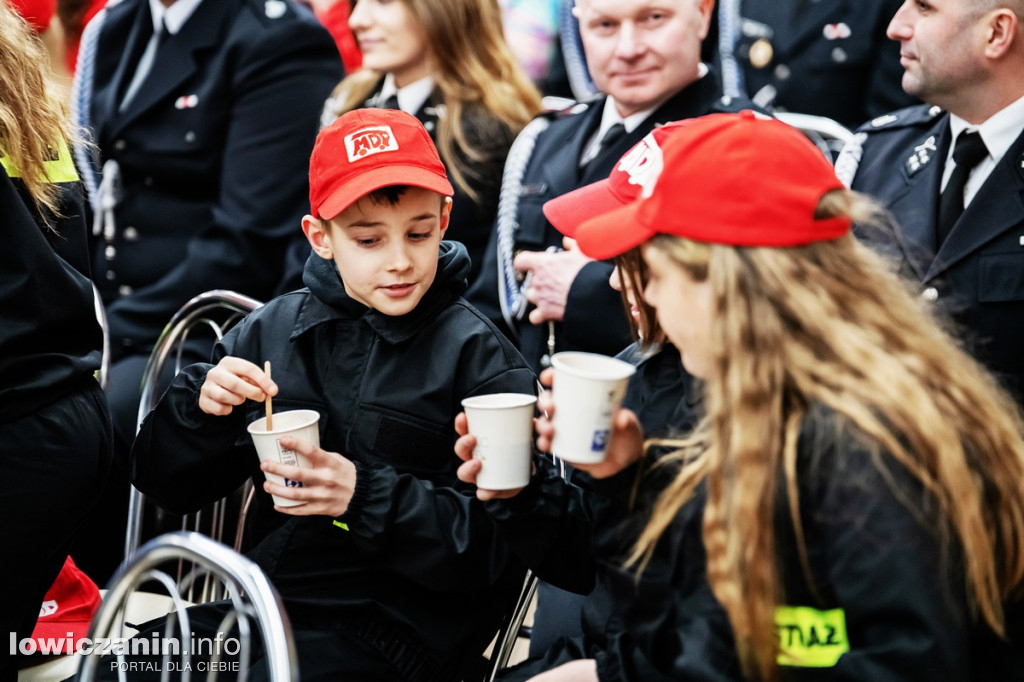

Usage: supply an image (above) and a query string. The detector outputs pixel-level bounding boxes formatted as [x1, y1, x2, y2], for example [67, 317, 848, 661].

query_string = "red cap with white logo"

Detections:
[309, 108, 454, 220]
[542, 119, 692, 239]
[30, 556, 101, 654]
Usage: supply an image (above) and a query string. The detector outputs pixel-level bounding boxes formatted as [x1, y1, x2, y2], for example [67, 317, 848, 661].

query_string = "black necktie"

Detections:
[381, 94, 400, 111]
[583, 122, 626, 170]
[937, 131, 988, 245]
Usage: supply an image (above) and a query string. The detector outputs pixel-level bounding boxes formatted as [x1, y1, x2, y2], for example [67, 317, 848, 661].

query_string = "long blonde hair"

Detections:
[325, 0, 542, 203]
[0, 5, 74, 219]
[631, 190, 1024, 681]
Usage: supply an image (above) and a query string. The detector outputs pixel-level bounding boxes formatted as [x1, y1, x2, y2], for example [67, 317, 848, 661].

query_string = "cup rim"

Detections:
[461, 392, 538, 410]
[550, 351, 637, 381]
[246, 408, 321, 435]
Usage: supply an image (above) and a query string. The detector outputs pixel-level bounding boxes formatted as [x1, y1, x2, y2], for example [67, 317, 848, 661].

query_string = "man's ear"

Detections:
[302, 215, 334, 260]
[985, 8, 1019, 59]
[439, 197, 453, 235]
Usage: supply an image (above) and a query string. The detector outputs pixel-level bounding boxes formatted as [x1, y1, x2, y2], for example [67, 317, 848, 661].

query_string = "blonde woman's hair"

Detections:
[630, 189, 1024, 681]
[0, 4, 74, 219]
[325, 0, 542, 203]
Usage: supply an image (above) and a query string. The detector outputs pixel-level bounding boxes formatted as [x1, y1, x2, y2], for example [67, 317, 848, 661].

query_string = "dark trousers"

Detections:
[71, 349, 199, 586]
[0, 382, 112, 682]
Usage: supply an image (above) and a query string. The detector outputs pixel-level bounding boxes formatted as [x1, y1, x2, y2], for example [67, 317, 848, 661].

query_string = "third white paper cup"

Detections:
[550, 352, 636, 464]
[247, 409, 320, 507]
[461, 393, 537, 490]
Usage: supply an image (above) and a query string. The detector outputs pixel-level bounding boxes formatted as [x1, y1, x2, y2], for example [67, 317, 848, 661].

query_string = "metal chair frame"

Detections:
[77, 531, 298, 682]
[125, 290, 263, 568]
[774, 111, 856, 161]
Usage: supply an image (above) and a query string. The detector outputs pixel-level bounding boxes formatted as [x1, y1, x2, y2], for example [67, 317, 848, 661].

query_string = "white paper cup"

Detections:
[247, 409, 320, 507]
[461, 393, 537, 490]
[550, 352, 636, 464]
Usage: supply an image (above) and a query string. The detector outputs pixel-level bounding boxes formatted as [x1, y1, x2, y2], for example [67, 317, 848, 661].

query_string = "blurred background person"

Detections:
[0, 6, 112, 679]
[68, 0, 342, 585]
[319, 0, 543, 288]
[706, 0, 918, 129]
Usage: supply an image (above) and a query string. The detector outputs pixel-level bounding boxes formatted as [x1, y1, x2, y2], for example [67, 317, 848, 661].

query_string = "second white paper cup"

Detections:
[461, 393, 537, 490]
[247, 409, 320, 507]
[550, 352, 636, 464]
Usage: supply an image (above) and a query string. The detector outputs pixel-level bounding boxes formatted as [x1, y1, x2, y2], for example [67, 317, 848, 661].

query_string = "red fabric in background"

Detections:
[6, 0, 56, 32]
[64, 0, 104, 74]
[314, 1, 361, 74]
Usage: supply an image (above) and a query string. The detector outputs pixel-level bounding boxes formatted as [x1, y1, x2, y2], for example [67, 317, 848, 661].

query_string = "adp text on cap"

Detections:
[309, 108, 454, 220]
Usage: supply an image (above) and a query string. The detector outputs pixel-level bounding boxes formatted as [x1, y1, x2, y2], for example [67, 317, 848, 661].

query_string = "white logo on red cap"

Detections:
[39, 600, 57, 617]
[345, 126, 399, 162]
[616, 133, 664, 199]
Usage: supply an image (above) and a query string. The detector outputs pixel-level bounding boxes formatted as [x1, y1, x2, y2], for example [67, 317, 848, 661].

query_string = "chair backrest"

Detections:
[77, 531, 298, 682]
[773, 111, 855, 163]
[125, 290, 263, 563]
[93, 284, 110, 390]
[483, 569, 540, 681]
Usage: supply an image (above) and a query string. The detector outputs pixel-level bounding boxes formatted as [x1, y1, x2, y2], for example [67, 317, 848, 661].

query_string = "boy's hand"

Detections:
[199, 356, 277, 416]
[535, 367, 645, 480]
[454, 412, 525, 501]
[261, 436, 357, 517]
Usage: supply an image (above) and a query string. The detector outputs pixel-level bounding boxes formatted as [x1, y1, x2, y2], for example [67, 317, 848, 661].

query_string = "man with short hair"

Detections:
[845, 0, 1024, 403]
[468, 0, 755, 374]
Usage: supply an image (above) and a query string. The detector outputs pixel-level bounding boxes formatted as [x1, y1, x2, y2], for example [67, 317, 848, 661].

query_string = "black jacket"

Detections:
[773, 405, 1024, 680]
[467, 70, 756, 373]
[131, 242, 536, 679]
[83, 0, 342, 360]
[0, 145, 103, 422]
[849, 104, 1024, 403]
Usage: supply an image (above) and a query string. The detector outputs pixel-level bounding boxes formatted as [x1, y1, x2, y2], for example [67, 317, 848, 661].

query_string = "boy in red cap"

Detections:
[530, 110, 1024, 680]
[128, 108, 535, 680]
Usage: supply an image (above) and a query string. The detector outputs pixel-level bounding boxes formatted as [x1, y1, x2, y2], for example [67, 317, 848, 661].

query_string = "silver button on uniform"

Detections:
[922, 287, 939, 302]
[124, 226, 139, 241]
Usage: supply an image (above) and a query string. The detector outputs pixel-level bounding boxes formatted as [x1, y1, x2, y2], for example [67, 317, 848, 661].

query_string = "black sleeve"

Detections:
[563, 260, 633, 356]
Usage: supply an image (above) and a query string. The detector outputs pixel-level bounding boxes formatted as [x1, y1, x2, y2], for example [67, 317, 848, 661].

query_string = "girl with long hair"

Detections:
[552, 110, 1024, 680]
[322, 0, 543, 285]
[0, 7, 112, 678]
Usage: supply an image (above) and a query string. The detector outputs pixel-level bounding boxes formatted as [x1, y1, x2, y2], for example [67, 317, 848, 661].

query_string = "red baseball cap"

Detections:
[573, 111, 851, 260]
[309, 108, 454, 220]
[30, 556, 101, 653]
[543, 119, 693, 238]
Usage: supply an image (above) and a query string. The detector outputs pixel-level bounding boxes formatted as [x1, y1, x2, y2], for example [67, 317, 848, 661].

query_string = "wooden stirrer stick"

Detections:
[264, 360, 273, 430]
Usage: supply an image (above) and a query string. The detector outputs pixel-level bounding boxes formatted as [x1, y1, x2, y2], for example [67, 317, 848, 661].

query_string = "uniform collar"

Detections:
[949, 92, 1024, 168]
[379, 74, 435, 115]
[147, 0, 203, 35]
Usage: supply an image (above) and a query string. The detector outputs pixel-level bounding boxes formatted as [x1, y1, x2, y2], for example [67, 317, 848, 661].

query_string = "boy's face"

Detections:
[303, 187, 451, 316]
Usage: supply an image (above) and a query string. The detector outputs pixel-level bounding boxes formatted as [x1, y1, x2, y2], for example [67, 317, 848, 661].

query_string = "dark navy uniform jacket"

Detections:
[708, 0, 917, 129]
[468, 70, 754, 373]
[849, 104, 1024, 403]
[84, 0, 342, 360]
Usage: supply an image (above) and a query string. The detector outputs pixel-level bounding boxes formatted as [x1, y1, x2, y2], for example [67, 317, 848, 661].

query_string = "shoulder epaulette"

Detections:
[539, 96, 589, 119]
[859, 104, 944, 134]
